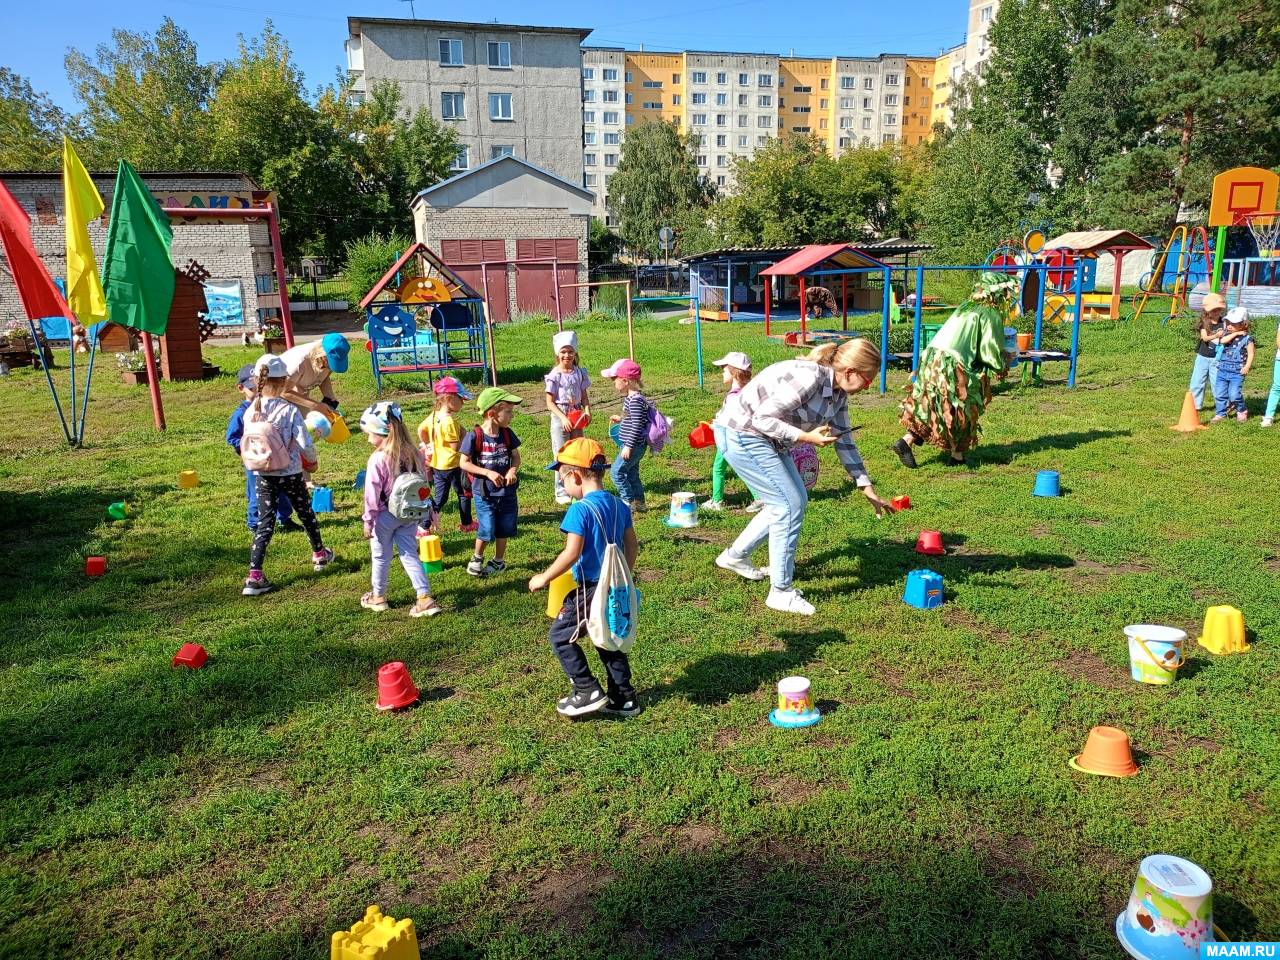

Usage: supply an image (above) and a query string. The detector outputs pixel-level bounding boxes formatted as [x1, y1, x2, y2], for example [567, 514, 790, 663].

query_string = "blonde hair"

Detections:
[253, 368, 288, 413]
[726, 365, 751, 388]
[380, 412, 418, 472]
[434, 392, 457, 411]
[806, 339, 881, 379]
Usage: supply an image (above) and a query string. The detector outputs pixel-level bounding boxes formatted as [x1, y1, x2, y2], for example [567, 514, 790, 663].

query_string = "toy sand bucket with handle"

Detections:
[688, 422, 716, 449]
[321, 408, 351, 444]
[1116, 854, 1215, 959]
[1126, 625, 1185, 685]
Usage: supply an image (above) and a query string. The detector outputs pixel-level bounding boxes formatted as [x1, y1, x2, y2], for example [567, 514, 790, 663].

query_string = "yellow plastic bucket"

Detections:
[325, 412, 351, 445]
[546, 569, 577, 618]
[418, 534, 443, 573]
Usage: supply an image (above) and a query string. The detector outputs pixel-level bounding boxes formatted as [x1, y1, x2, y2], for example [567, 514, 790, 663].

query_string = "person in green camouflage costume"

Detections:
[892, 272, 1016, 468]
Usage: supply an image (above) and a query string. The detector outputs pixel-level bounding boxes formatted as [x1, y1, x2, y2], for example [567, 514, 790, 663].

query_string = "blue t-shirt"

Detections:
[561, 490, 632, 584]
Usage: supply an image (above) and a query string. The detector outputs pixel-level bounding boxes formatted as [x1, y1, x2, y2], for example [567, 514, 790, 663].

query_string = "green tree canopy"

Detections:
[607, 120, 712, 260]
[0, 69, 71, 169]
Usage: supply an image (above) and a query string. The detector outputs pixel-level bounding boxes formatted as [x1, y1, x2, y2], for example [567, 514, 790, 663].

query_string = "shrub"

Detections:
[341, 232, 414, 311]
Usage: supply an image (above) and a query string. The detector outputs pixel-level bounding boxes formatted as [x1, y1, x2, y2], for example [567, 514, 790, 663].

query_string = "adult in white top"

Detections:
[279, 332, 350, 416]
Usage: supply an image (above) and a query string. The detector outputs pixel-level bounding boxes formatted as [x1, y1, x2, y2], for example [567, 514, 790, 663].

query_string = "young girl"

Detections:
[704, 351, 761, 513]
[1189, 291, 1227, 411]
[361, 401, 442, 617]
[545, 330, 591, 505]
[243, 354, 334, 596]
[1211, 307, 1255, 424]
[418, 377, 476, 532]
[1262, 317, 1280, 428]
[603, 358, 651, 510]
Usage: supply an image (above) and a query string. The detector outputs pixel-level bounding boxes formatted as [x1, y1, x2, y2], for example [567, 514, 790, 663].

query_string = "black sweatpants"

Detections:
[251, 472, 324, 570]
[548, 581, 635, 700]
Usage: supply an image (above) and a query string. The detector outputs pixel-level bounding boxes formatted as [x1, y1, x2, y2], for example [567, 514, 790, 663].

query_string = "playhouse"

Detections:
[358, 242, 495, 394]
[1038, 231, 1154, 322]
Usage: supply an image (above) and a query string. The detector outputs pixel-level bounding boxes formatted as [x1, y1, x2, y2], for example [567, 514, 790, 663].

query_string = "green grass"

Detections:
[1, 312, 1278, 959]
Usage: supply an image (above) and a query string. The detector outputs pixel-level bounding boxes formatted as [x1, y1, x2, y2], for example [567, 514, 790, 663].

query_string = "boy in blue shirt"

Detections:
[226, 363, 299, 532]
[530, 438, 640, 718]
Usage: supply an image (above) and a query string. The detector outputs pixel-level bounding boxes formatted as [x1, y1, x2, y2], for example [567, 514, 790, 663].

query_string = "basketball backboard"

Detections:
[1208, 166, 1279, 227]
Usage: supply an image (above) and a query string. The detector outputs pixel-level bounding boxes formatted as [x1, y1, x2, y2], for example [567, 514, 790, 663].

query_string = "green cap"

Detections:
[475, 386, 524, 414]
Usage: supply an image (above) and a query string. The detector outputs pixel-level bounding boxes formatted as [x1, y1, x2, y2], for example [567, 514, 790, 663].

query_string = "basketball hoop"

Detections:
[1239, 211, 1280, 259]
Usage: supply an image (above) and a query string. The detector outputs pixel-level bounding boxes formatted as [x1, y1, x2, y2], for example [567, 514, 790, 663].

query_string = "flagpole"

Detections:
[140, 332, 166, 430]
[77, 328, 99, 445]
[26, 318, 73, 444]
[68, 319, 79, 442]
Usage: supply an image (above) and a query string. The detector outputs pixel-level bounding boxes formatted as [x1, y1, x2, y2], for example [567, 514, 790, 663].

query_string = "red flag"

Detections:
[0, 178, 73, 321]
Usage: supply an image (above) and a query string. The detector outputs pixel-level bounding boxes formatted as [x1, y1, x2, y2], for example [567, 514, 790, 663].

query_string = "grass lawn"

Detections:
[1, 312, 1277, 959]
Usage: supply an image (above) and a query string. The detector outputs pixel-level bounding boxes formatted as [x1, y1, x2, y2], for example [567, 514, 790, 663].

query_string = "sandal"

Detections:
[409, 597, 443, 618]
[361, 592, 389, 612]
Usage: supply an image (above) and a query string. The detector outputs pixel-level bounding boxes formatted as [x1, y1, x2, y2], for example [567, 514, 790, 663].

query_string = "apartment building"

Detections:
[931, 43, 966, 128]
[965, 0, 999, 76]
[346, 17, 591, 186]
[581, 47, 627, 220]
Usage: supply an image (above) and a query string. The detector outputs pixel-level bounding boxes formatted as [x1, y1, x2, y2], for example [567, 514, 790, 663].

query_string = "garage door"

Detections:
[514, 239, 579, 318]
[440, 239, 509, 322]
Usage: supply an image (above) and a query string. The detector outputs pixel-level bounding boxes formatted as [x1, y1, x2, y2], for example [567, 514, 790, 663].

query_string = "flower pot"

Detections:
[263, 337, 285, 354]
[1017, 332, 1033, 351]
[120, 369, 149, 386]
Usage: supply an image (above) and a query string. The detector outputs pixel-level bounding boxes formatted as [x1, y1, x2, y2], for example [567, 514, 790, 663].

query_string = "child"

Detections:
[545, 330, 591, 505]
[242, 354, 334, 596]
[459, 386, 523, 576]
[529, 438, 639, 718]
[1189, 291, 1227, 411]
[704, 351, 761, 513]
[603, 358, 651, 510]
[226, 363, 299, 533]
[419, 376, 476, 532]
[1262, 317, 1280, 428]
[360, 401, 442, 617]
[1211, 307, 1255, 423]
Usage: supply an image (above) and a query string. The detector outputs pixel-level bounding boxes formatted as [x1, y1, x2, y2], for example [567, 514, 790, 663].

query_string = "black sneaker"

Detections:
[556, 687, 607, 717]
[945, 456, 969, 468]
[891, 438, 918, 469]
[483, 558, 506, 575]
[278, 518, 304, 533]
[601, 697, 642, 718]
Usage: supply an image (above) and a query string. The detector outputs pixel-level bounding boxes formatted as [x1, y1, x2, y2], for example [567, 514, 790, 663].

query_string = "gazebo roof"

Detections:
[1044, 230, 1153, 254]
[760, 243, 887, 276]
[357, 242, 481, 311]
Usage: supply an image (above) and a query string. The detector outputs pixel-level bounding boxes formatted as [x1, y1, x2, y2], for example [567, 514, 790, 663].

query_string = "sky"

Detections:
[11, 0, 969, 111]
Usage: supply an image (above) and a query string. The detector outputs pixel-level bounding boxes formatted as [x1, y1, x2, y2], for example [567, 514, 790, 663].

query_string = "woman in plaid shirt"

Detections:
[713, 340, 891, 616]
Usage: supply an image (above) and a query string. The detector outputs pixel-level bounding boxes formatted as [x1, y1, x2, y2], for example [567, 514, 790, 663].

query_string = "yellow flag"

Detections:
[62, 137, 107, 324]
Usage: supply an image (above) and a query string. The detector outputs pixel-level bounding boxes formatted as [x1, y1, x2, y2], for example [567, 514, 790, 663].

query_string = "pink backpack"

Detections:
[240, 404, 290, 472]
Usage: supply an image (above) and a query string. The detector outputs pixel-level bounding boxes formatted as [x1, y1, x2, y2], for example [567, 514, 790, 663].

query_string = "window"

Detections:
[885, 94, 898, 106]
[582, 67, 594, 80]
[489, 93, 513, 120]
[642, 80, 662, 88]
[692, 93, 707, 105]
[862, 117, 872, 130]
[738, 93, 748, 106]
[738, 72, 749, 85]
[625, 71, 633, 82]
[903, 95, 910, 106]
[792, 126, 810, 133]
[696, 154, 707, 166]
[716, 175, 727, 186]
[758, 73, 772, 86]
[840, 76, 855, 89]
[440, 92, 465, 119]
[779, 98, 785, 108]
[715, 134, 727, 146]
[737, 114, 748, 127]
[716, 155, 728, 167]
[491, 144, 513, 159]
[625, 93, 633, 104]
[715, 114, 727, 126]
[981, 4, 993, 21]
[583, 89, 596, 103]
[643, 101, 662, 110]
[882, 132, 896, 143]
[626, 115, 634, 125]
[673, 73, 680, 84]
[862, 135, 871, 146]
[603, 89, 619, 103]
[793, 105, 810, 113]
[672, 94, 682, 105]
[738, 135, 748, 147]
[905, 75, 912, 88]
[699, 134, 708, 146]
[603, 111, 619, 124]
[450, 145, 469, 171]
[603, 68, 618, 81]
[863, 77, 874, 90]
[439, 38, 463, 66]
[840, 97, 853, 109]
[583, 110, 595, 123]
[819, 98, 828, 109]
[604, 132, 620, 145]
[584, 132, 596, 145]
[715, 93, 727, 106]
[757, 134, 769, 145]
[884, 113, 896, 125]
[604, 153, 617, 167]
[863, 97, 873, 110]
[692, 71, 707, 84]
[921, 76, 930, 88]
[716, 71, 727, 84]
[487, 41, 510, 68]
[821, 78, 829, 90]
[584, 153, 597, 165]
[885, 73, 900, 86]
[839, 117, 852, 129]
[757, 115, 773, 127]
[758, 95, 772, 107]
[838, 136, 851, 147]
[585, 173, 598, 187]
[921, 96, 929, 108]
[692, 113, 707, 125]
[794, 85, 812, 93]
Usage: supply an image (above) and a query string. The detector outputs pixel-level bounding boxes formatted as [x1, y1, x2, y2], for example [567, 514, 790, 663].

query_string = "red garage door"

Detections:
[514, 239, 579, 319]
[440, 239, 509, 322]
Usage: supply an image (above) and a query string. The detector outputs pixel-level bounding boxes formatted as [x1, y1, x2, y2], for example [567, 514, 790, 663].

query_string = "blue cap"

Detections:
[322, 332, 350, 374]
[236, 363, 256, 387]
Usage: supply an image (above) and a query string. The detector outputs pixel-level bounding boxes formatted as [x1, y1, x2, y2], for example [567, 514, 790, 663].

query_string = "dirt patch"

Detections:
[636, 568, 662, 583]
[518, 865, 618, 936]
[713, 728, 740, 749]
[1027, 523, 1052, 538]
[943, 605, 1015, 646]
[754, 774, 823, 805]
[1054, 647, 1129, 690]
[869, 660, 917, 700]
[676, 822, 727, 851]
[970, 831, 1042, 899]
[1146, 726, 1222, 757]
[1264, 556, 1280, 573]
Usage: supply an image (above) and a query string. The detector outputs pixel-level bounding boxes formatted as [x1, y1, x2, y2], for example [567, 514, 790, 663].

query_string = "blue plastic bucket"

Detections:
[1032, 470, 1061, 497]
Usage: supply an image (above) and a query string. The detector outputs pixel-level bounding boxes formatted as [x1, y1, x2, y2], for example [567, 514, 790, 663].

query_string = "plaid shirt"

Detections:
[715, 359, 871, 487]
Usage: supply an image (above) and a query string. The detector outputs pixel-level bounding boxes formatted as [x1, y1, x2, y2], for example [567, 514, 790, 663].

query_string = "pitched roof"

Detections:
[357, 242, 481, 311]
[1044, 230, 1153, 253]
[760, 243, 887, 276]
[413, 155, 593, 204]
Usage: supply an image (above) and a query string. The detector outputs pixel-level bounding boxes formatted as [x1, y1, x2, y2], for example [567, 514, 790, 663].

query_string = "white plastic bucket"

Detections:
[668, 491, 698, 528]
[1125, 624, 1186, 686]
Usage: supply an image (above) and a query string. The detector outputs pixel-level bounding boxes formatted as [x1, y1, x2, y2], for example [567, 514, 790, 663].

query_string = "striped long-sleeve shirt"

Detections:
[715, 359, 871, 487]
[617, 392, 651, 448]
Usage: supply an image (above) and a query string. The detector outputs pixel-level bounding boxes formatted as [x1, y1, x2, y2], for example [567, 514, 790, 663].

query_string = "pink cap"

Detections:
[601, 358, 642, 379]
[432, 376, 472, 398]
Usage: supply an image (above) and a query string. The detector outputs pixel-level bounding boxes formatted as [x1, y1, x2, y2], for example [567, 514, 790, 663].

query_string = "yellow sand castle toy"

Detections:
[331, 905, 420, 960]
[1198, 605, 1249, 655]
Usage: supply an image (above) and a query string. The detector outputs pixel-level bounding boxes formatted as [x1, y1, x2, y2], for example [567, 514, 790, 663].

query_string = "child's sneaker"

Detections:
[702, 498, 725, 512]
[716, 549, 767, 581]
[242, 571, 274, 596]
[483, 558, 506, 575]
[466, 556, 487, 577]
[766, 586, 815, 616]
[1261, 417, 1274, 428]
[744, 500, 765, 513]
[460, 520, 479, 533]
[601, 697, 642, 718]
[409, 597, 443, 618]
[1210, 415, 1227, 423]
[361, 592, 388, 612]
[312, 547, 336, 571]
[1236, 411, 1248, 423]
[556, 687, 607, 717]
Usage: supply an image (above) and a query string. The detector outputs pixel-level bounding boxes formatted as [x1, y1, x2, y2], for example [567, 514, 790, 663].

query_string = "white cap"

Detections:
[712, 351, 752, 371]
[1225, 306, 1250, 326]
[254, 354, 287, 378]
[553, 330, 578, 353]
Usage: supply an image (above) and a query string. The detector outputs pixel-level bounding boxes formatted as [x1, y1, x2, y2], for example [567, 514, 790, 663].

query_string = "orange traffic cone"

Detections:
[1170, 391, 1207, 432]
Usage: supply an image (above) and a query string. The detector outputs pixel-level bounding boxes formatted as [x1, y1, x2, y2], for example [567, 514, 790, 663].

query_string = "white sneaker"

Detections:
[744, 500, 765, 514]
[1262, 417, 1274, 428]
[766, 587, 815, 616]
[702, 498, 725, 511]
[715, 549, 767, 581]
[555, 494, 573, 506]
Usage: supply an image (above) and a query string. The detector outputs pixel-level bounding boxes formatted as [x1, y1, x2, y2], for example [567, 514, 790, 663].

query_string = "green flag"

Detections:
[102, 160, 174, 335]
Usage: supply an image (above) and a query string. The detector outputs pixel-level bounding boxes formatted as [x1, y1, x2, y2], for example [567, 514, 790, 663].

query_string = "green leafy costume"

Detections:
[899, 273, 1014, 453]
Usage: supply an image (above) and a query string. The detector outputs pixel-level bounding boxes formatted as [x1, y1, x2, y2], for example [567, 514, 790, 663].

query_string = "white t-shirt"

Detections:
[279, 342, 328, 393]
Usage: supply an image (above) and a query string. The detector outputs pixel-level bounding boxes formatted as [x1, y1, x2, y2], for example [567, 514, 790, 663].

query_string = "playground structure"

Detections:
[358, 242, 496, 394]
[1131, 224, 1213, 322]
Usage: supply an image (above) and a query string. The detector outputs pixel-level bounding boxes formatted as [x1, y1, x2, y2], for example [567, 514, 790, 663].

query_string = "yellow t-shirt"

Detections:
[420, 410, 463, 470]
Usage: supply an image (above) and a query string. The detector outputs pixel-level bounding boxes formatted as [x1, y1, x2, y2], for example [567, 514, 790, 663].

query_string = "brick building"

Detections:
[0, 171, 273, 330]
[411, 155, 592, 321]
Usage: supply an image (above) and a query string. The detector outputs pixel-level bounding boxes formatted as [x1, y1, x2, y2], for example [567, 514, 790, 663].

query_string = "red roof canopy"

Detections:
[760, 243, 887, 277]
[357, 241, 481, 310]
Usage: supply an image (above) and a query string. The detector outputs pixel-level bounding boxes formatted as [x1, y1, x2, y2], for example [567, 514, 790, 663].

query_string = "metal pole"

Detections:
[694, 293, 704, 389]
[482, 300, 499, 386]
[1068, 264, 1084, 388]
[267, 204, 295, 349]
[26, 318, 73, 444]
[1210, 225, 1228, 293]
[552, 257, 563, 326]
[764, 275, 771, 335]
[140, 331, 167, 430]
[625, 280, 634, 359]
[912, 263, 924, 370]
[799, 276, 807, 341]
[77, 331, 99, 445]
[841, 274, 848, 330]
[878, 266, 890, 394]
[68, 319, 78, 447]
[1033, 263, 1047, 383]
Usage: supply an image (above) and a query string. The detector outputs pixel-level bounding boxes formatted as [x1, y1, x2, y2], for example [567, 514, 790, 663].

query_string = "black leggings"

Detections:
[251, 472, 324, 570]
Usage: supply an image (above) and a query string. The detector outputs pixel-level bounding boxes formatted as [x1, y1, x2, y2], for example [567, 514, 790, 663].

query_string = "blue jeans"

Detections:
[245, 469, 293, 529]
[719, 428, 808, 591]
[1265, 358, 1280, 419]
[1214, 370, 1244, 417]
[550, 412, 584, 499]
[474, 492, 518, 543]
[611, 439, 648, 504]
[1189, 353, 1219, 409]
